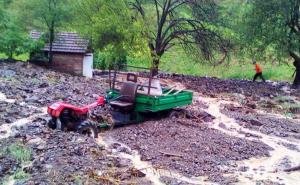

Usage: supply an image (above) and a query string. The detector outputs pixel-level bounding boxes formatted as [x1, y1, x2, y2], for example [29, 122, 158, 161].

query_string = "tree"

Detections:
[244, 0, 300, 87]
[130, 0, 229, 75]
[0, 0, 29, 59]
[74, 0, 146, 69]
[18, 0, 72, 63]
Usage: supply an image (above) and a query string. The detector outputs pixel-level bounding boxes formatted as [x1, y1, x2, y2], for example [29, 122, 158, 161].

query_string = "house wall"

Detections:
[51, 53, 84, 75]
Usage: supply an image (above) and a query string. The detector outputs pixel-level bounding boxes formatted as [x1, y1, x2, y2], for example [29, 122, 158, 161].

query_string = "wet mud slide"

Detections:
[0, 62, 149, 184]
[1, 61, 300, 185]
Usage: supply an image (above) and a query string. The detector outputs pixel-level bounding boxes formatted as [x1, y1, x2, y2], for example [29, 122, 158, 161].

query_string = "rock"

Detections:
[128, 168, 146, 178]
[0, 69, 16, 78]
[0, 130, 7, 134]
[25, 95, 39, 103]
[238, 166, 249, 172]
[37, 144, 46, 150]
[250, 119, 263, 126]
[38, 82, 49, 88]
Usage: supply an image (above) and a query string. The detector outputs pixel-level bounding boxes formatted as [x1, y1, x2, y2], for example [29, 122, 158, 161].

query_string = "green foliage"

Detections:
[94, 52, 107, 70]
[74, 0, 148, 69]
[13, 168, 30, 181]
[94, 49, 127, 70]
[14, 0, 72, 32]
[0, 0, 32, 59]
[156, 47, 294, 81]
[0, 143, 32, 183]
[240, 0, 298, 60]
[0, 0, 298, 83]
[5, 143, 32, 163]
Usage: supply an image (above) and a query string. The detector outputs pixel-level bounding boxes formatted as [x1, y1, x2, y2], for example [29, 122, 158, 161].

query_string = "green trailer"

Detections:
[107, 88, 193, 113]
[106, 66, 194, 125]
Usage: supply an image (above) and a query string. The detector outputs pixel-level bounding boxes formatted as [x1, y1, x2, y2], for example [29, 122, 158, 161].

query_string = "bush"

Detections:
[93, 51, 127, 70]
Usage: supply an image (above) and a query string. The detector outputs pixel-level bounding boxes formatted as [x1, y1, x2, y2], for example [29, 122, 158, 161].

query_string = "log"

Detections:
[284, 165, 300, 172]
[159, 151, 183, 157]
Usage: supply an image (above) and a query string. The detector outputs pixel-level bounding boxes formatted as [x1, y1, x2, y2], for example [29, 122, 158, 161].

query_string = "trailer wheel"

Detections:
[47, 118, 57, 130]
[77, 121, 98, 138]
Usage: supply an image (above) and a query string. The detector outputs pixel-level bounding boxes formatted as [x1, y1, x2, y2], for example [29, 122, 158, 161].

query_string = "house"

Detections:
[30, 31, 93, 77]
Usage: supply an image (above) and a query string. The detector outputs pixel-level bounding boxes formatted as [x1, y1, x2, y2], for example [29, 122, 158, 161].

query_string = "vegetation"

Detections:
[0, 143, 32, 183]
[0, 0, 29, 59]
[16, 0, 73, 63]
[241, 0, 300, 87]
[128, 0, 229, 75]
[0, 0, 298, 85]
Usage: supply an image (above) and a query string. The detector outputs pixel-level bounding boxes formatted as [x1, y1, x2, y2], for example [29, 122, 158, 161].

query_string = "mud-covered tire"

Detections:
[76, 121, 98, 138]
[47, 118, 57, 130]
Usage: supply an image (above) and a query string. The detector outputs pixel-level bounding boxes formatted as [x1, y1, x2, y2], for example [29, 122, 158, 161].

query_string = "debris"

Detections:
[0, 69, 16, 78]
[159, 151, 183, 158]
[284, 165, 300, 172]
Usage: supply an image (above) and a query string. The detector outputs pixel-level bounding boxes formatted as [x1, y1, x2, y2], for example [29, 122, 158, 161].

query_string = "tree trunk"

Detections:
[9, 50, 13, 60]
[49, 25, 54, 63]
[290, 51, 300, 88]
[151, 58, 160, 77]
[293, 60, 300, 88]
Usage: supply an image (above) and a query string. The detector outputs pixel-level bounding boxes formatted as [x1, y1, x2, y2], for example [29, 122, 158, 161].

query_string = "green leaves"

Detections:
[74, 0, 148, 68]
[0, 0, 31, 59]
[241, 0, 299, 60]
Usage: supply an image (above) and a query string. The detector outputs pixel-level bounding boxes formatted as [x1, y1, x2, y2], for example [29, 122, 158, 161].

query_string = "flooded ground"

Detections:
[201, 96, 300, 184]
[1, 61, 300, 185]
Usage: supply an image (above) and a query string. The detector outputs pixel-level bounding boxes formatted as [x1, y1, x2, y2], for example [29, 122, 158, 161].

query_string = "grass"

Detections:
[0, 53, 29, 61]
[0, 143, 32, 184]
[6, 143, 32, 163]
[128, 48, 295, 82]
[13, 169, 30, 181]
[2, 49, 295, 82]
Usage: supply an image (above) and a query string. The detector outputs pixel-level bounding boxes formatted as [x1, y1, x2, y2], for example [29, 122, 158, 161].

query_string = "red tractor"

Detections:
[47, 96, 106, 138]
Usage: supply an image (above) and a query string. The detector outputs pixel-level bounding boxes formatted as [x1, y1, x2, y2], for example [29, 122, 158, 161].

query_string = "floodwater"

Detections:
[0, 92, 47, 139]
[98, 95, 300, 185]
[0, 92, 15, 103]
[1, 89, 299, 184]
[97, 136, 213, 185]
[200, 96, 300, 185]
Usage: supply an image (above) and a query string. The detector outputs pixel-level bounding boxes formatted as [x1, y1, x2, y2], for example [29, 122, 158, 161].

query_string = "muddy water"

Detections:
[0, 110, 47, 139]
[0, 92, 15, 103]
[0, 92, 47, 139]
[199, 96, 300, 185]
[0, 92, 47, 185]
[97, 136, 213, 185]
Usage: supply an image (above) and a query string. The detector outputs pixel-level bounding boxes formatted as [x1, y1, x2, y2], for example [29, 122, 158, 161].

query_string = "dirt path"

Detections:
[199, 95, 300, 185]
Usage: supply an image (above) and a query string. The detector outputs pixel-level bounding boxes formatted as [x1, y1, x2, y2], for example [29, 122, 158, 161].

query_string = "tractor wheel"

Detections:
[77, 121, 98, 138]
[56, 118, 65, 131]
[47, 118, 57, 130]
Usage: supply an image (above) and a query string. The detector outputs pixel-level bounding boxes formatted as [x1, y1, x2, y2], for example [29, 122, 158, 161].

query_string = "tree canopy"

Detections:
[0, 0, 30, 59]
[243, 0, 300, 86]
[129, 0, 230, 73]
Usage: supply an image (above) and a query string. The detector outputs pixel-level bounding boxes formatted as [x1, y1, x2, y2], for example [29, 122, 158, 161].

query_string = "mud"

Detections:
[1, 62, 300, 185]
[1, 116, 151, 185]
[0, 101, 42, 125]
[109, 114, 272, 183]
[0, 62, 148, 184]
[0, 62, 107, 107]
[158, 74, 297, 98]
[221, 104, 300, 140]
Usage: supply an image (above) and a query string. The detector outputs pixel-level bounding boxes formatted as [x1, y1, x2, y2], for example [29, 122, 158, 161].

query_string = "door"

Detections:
[83, 53, 93, 78]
